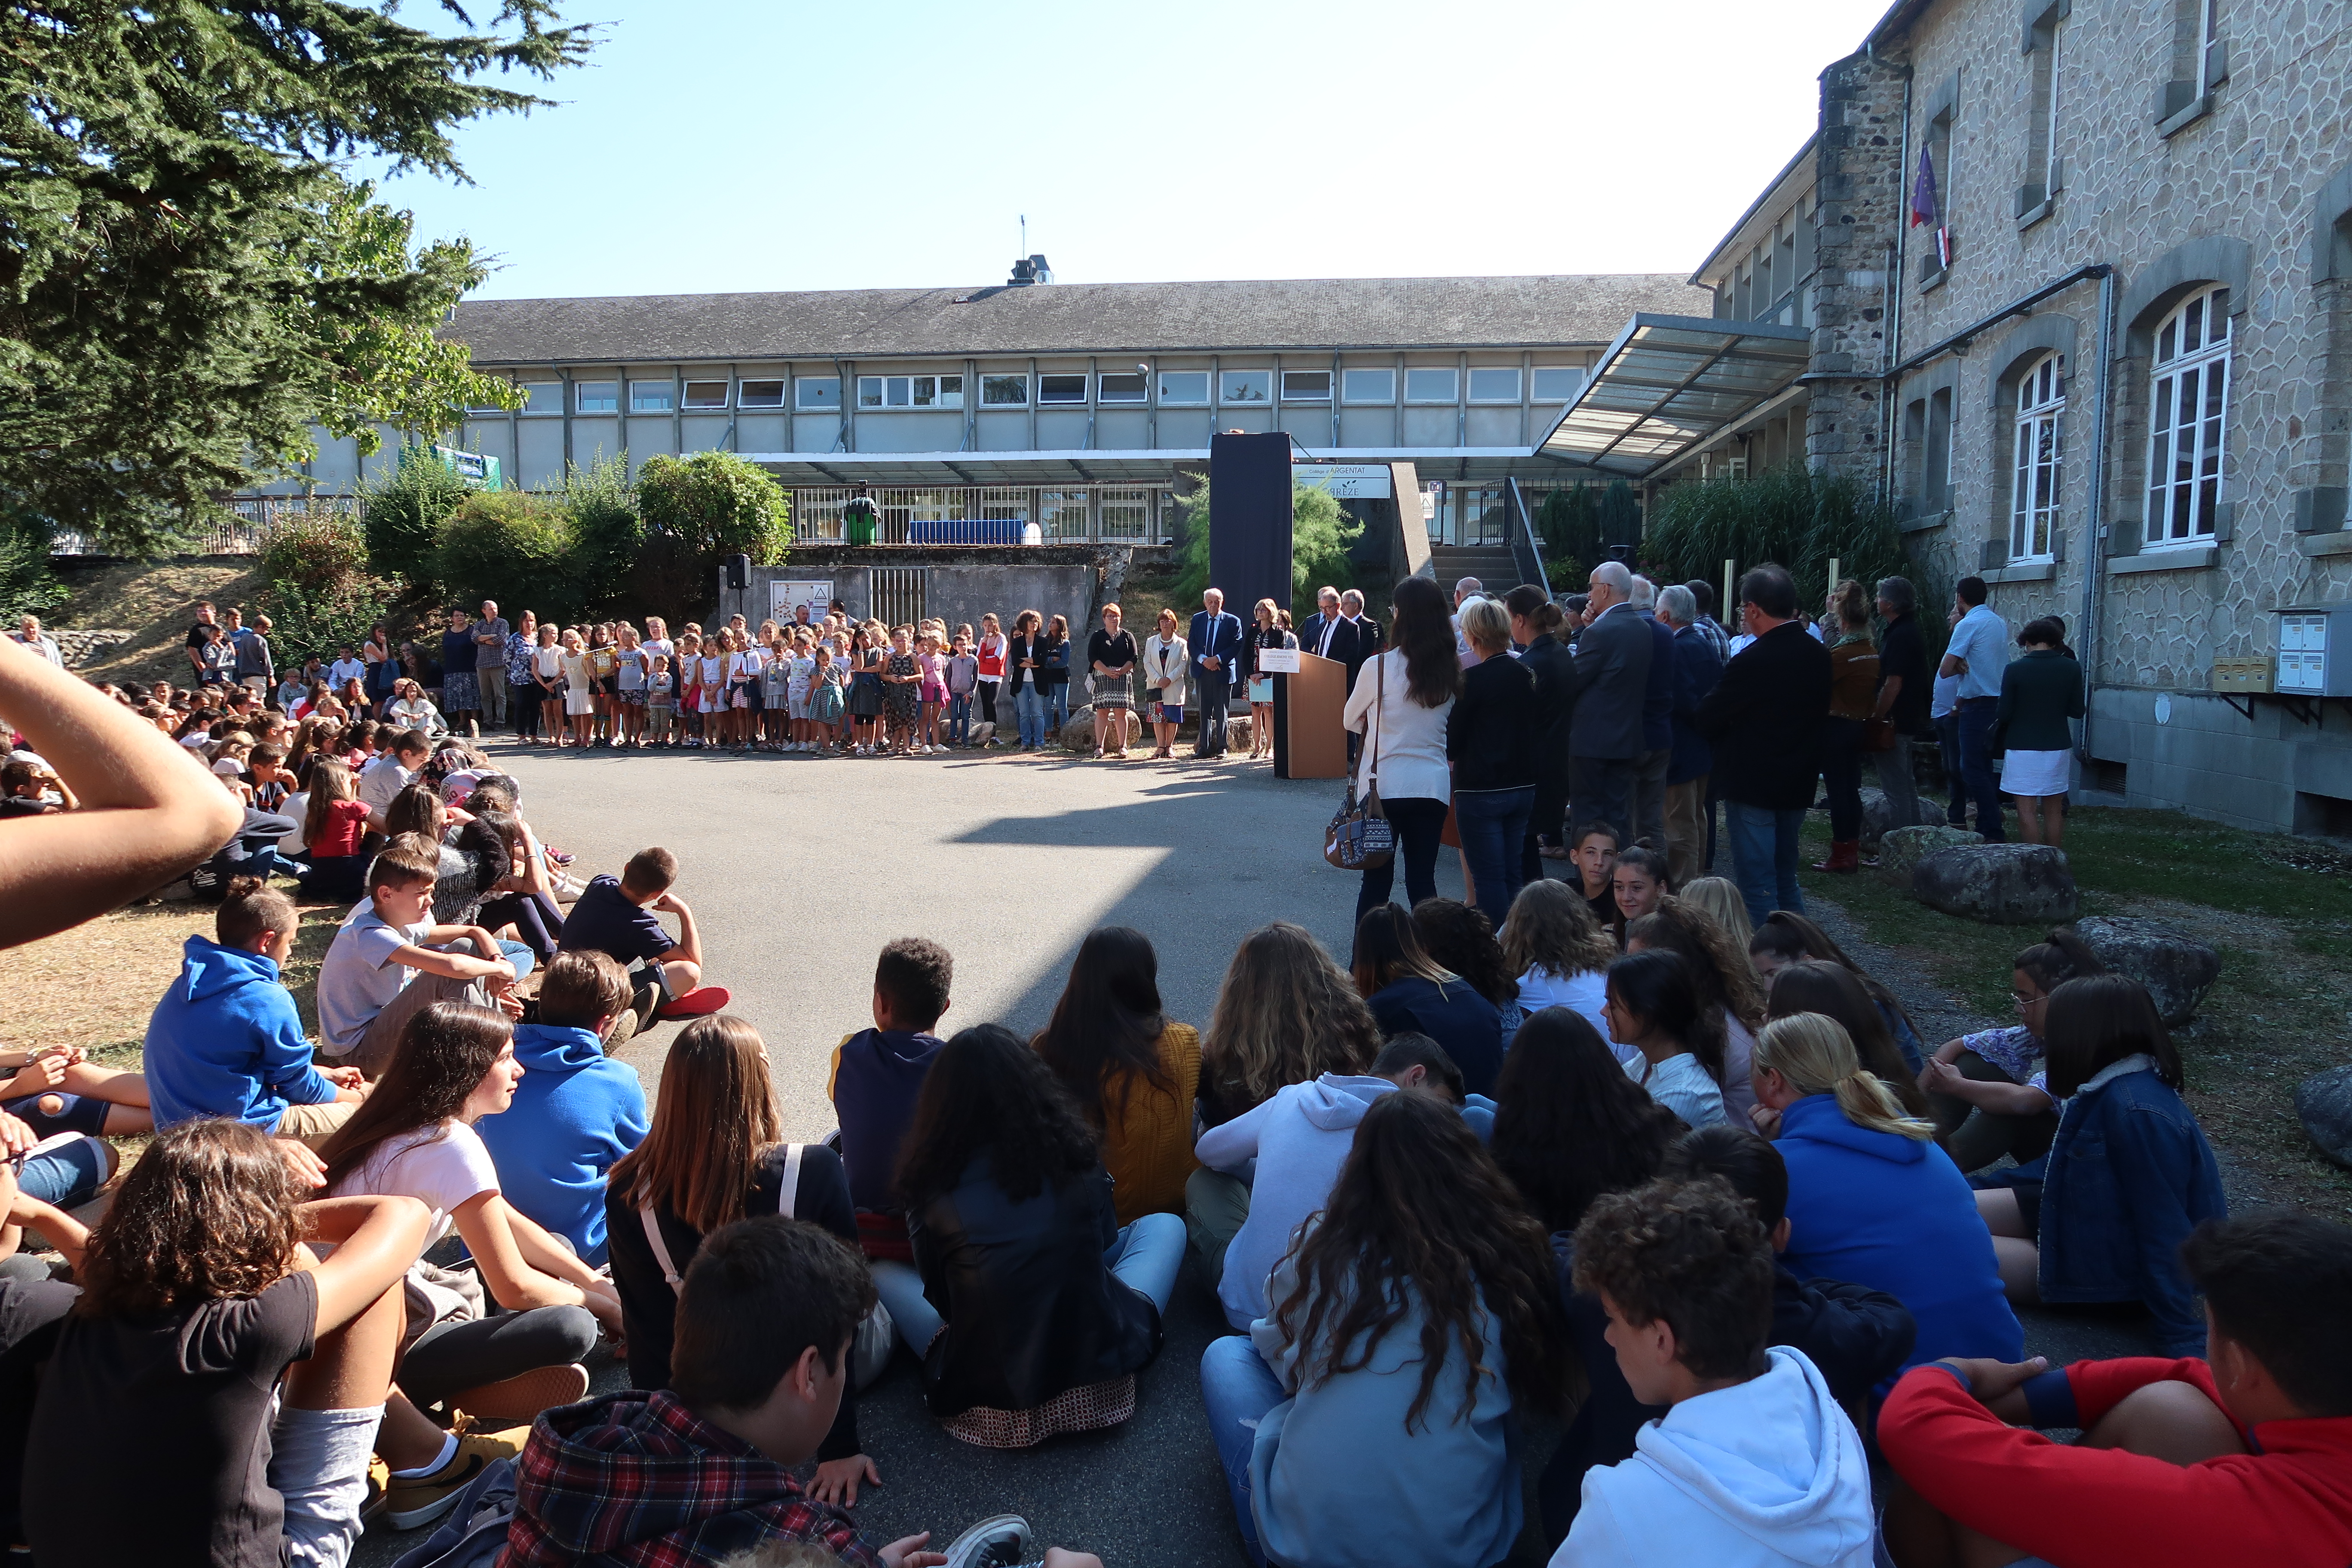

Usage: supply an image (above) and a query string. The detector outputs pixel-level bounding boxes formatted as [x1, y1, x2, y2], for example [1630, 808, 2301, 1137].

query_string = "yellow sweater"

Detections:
[1099, 1023, 1201, 1225]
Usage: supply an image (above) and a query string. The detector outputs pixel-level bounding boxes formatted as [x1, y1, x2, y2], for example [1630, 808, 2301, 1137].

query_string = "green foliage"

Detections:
[256, 512, 397, 668]
[559, 454, 644, 619]
[1644, 464, 1929, 625]
[0, 505, 62, 622]
[1172, 479, 1366, 621]
[434, 490, 579, 625]
[361, 450, 472, 585]
[1597, 480, 1642, 548]
[0, 3, 592, 552]
[1536, 485, 1602, 566]
[637, 451, 790, 563]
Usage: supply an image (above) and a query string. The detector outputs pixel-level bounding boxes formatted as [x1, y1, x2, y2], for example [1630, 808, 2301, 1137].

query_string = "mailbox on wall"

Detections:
[2275, 603, 2352, 696]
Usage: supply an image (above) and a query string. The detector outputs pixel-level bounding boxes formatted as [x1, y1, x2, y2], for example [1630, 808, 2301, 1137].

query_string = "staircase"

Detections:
[1427, 543, 1531, 592]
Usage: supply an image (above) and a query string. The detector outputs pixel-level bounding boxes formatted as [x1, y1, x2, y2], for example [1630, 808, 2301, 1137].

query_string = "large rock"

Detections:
[2073, 915, 2222, 1025]
[2297, 1064, 2352, 1169]
[1056, 710, 1093, 750]
[1860, 786, 1938, 853]
[1878, 824, 1982, 888]
[1911, 843, 2079, 924]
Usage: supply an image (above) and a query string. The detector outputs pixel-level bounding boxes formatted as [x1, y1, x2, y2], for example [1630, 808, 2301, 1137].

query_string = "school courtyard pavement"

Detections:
[352, 740, 2163, 1568]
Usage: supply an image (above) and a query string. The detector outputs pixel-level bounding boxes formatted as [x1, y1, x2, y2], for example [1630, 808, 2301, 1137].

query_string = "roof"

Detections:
[1688, 135, 1820, 286]
[443, 274, 1712, 367]
[1534, 314, 1813, 478]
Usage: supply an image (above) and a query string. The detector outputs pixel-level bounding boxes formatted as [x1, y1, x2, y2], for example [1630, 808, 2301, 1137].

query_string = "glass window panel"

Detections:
[1468, 367, 1522, 403]
[1531, 367, 1584, 402]
[1220, 370, 1270, 404]
[981, 374, 1029, 406]
[630, 381, 674, 412]
[518, 381, 563, 413]
[886, 377, 912, 407]
[1156, 371, 1209, 404]
[682, 380, 729, 410]
[1097, 372, 1147, 403]
[1405, 368, 1458, 404]
[739, 379, 784, 408]
[796, 377, 841, 410]
[575, 381, 617, 413]
[1037, 374, 1088, 404]
[1342, 368, 1395, 404]
[1281, 370, 1332, 401]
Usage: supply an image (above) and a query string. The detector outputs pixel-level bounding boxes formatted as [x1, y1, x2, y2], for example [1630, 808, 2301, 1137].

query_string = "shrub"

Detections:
[561, 453, 643, 619]
[637, 450, 789, 564]
[0, 504, 63, 622]
[1172, 479, 1365, 622]
[361, 447, 469, 586]
[1537, 485, 1601, 566]
[1644, 464, 1929, 627]
[256, 511, 396, 668]
[433, 490, 578, 626]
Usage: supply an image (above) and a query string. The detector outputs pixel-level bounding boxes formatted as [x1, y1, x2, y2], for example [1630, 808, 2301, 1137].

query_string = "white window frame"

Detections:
[738, 379, 785, 409]
[629, 380, 674, 413]
[1280, 369, 1332, 403]
[1036, 373, 1089, 405]
[1219, 369, 1271, 404]
[980, 374, 1030, 407]
[1467, 367, 1522, 404]
[1341, 368, 1395, 404]
[681, 380, 729, 410]
[795, 377, 841, 411]
[1156, 371, 1210, 405]
[1404, 367, 1459, 404]
[2145, 284, 2231, 548]
[2009, 352, 2064, 563]
[1531, 367, 1585, 404]
[575, 380, 617, 413]
[916, 374, 962, 409]
[1096, 371, 1147, 404]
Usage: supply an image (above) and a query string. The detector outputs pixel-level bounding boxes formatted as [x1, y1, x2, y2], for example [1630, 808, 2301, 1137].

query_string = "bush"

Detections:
[434, 490, 578, 626]
[1644, 464, 1928, 624]
[361, 448, 469, 586]
[1536, 485, 1601, 566]
[561, 454, 643, 619]
[1172, 479, 1366, 622]
[638, 450, 789, 564]
[256, 511, 396, 668]
[0, 504, 63, 622]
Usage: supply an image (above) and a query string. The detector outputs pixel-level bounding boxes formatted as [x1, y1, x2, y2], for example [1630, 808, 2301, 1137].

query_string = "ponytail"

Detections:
[1755, 1013, 1933, 1141]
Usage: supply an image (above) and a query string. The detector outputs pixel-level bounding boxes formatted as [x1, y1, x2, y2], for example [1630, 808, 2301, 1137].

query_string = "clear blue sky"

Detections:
[374, 0, 1896, 299]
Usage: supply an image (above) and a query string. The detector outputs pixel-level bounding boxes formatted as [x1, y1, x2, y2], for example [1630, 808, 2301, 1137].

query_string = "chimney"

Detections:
[1007, 253, 1054, 286]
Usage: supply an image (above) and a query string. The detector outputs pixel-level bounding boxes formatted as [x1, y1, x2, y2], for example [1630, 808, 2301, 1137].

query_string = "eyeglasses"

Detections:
[2011, 991, 2046, 1010]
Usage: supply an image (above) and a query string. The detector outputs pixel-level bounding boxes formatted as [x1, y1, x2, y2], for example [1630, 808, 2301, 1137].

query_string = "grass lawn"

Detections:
[1797, 805, 2352, 1216]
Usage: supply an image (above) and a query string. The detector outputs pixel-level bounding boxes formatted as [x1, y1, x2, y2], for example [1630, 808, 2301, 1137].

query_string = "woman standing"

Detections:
[441, 609, 481, 738]
[974, 611, 1008, 747]
[1087, 603, 1138, 760]
[1006, 609, 1047, 750]
[1448, 597, 1540, 927]
[1342, 575, 1461, 938]
[846, 628, 885, 755]
[1142, 608, 1189, 760]
[505, 610, 540, 742]
[1993, 616, 2085, 848]
[1813, 579, 1879, 874]
[1042, 614, 1074, 738]
[1243, 599, 1292, 761]
[365, 623, 399, 716]
[1033, 926, 1200, 1224]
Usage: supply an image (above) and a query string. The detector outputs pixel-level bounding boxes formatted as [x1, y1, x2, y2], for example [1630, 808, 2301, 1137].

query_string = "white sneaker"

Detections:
[940, 1514, 1034, 1568]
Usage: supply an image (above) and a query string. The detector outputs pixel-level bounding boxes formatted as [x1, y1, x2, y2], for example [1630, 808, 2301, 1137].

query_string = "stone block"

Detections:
[2072, 916, 2220, 1025]
[1056, 710, 1093, 750]
[1860, 786, 1937, 852]
[2296, 1063, 2352, 1169]
[1878, 824, 1982, 887]
[1911, 843, 2080, 923]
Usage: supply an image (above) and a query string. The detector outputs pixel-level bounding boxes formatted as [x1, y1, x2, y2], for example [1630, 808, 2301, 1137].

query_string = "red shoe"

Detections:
[652, 986, 730, 1020]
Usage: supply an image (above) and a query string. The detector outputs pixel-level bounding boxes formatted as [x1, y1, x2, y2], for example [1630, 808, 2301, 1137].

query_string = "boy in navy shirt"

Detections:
[827, 937, 952, 1257]
[557, 845, 728, 1039]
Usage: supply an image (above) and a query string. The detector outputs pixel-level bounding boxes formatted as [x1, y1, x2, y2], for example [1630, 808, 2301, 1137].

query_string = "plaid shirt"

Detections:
[499, 1390, 879, 1568]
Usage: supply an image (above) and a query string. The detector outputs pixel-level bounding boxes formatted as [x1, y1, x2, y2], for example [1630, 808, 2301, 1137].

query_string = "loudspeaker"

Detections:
[726, 553, 751, 591]
[1209, 432, 1293, 620]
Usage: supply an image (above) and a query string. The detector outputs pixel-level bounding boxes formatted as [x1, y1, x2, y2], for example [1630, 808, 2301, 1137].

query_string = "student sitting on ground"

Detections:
[1749, 908, 1934, 1075]
[1879, 1209, 2352, 1568]
[1351, 904, 1507, 1097]
[1032, 925, 1201, 1225]
[143, 873, 366, 1142]
[1602, 949, 1730, 1129]
[828, 935, 952, 1261]
[1971, 974, 2226, 1358]
[1751, 1011, 2022, 1374]
[1499, 876, 1619, 1042]
[314, 835, 521, 1076]
[1199, 1090, 1564, 1568]
[509, 1215, 1093, 1568]
[0, 1132, 86, 1551]
[22, 1119, 431, 1568]
[556, 845, 728, 1034]
[1409, 897, 1525, 1015]
[889, 1024, 1182, 1447]
[1764, 960, 1936, 1118]
[357, 727, 431, 830]
[2, 1038, 149, 1139]
[1567, 819, 1623, 932]
[1915, 927, 2104, 1173]
[472, 949, 649, 1267]
[294, 756, 371, 903]
[606, 1016, 888, 1507]
[1559, 1175, 1879, 1568]
[319, 1002, 622, 1463]
[1490, 1007, 1683, 1236]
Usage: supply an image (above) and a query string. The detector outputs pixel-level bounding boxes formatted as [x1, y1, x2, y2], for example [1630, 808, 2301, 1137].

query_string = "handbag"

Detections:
[1862, 716, 1899, 752]
[1325, 656, 1397, 870]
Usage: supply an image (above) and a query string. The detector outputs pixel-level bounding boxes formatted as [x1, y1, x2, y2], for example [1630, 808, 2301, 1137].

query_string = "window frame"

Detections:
[681, 380, 730, 411]
[1467, 367, 1522, 404]
[1404, 367, 1459, 405]
[1156, 371, 1210, 406]
[574, 380, 618, 414]
[738, 379, 785, 409]
[1280, 369, 1332, 403]
[795, 377, 842, 412]
[628, 380, 675, 413]
[1219, 369, 1271, 405]
[1531, 367, 1585, 404]
[1096, 371, 1148, 404]
[2144, 284, 2232, 548]
[1036, 372, 1089, 406]
[980, 373, 1031, 407]
[1341, 367, 1395, 404]
[2009, 352, 2065, 563]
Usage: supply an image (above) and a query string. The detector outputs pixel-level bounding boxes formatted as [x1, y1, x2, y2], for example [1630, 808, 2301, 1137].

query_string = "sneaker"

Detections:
[652, 985, 731, 1021]
[940, 1514, 1035, 1568]
[386, 1430, 524, 1531]
[448, 1362, 588, 1426]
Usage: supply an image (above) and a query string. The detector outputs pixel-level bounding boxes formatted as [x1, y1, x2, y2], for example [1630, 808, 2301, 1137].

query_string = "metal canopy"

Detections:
[1534, 313, 1813, 478]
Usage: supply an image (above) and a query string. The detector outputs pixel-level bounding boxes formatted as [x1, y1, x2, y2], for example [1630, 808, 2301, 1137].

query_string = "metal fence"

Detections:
[789, 484, 1173, 546]
[50, 495, 356, 557]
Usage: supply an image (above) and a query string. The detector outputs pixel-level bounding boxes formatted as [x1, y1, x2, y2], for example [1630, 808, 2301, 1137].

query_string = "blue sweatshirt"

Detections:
[144, 935, 339, 1133]
[828, 1027, 945, 1211]
[474, 1023, 649, 1265]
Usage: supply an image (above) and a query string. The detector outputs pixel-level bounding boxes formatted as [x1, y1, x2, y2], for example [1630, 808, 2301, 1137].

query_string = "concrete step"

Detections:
[1427, 546, 1528, 589]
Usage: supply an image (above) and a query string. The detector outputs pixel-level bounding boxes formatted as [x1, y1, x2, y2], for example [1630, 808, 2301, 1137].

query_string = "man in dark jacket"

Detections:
[1870, 576, 1930, 833]
[1629, 577, 1676, 853]
[1569, 562, 1654, 845]
[1507, 585, 1578, 880]
[1697, 563, 1832, 927]
[1657, 585, 1724, 885]
[1189, 588, 1245, 758]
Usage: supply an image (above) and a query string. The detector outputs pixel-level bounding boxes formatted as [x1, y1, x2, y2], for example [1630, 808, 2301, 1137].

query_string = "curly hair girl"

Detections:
[1199, 922, 1379, 1127]
[77, 1118, 304, 1317]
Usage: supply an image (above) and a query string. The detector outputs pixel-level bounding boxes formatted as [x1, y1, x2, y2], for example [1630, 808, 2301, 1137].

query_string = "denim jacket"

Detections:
[2027, 1060, 2225, 1356]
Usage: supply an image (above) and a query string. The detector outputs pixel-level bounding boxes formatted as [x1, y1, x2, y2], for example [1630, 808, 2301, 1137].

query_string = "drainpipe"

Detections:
[1882, 64, 1914, 499]
[2077, 265, 2118, 766]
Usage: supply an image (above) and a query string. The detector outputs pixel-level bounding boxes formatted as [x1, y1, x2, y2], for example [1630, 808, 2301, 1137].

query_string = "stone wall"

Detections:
[1808, 51, 1911, 484]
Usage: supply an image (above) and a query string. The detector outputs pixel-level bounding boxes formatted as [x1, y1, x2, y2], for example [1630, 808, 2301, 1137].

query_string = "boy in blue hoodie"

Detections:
[475, 949, 648, 1265]
[143, 874, 366, 1142]
[827, 937, 952, 1253]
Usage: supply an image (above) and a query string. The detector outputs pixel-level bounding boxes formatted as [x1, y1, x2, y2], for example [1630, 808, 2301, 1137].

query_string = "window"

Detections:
[1220, 370, 1270, 404]
[2162, 0, 2224, 120]
[796, 377, 841, 411]
[916, 375, 962, 408]
[630, 381, 674, 413]
[1405, 367, 1458, 404]
[1468, 368, 1522, 403]
[575, 381, 617, 413]
[739, 379, 785, 408]
[1341, 368, 1395, 403]
[516, 381, 561, 413]
[1920, 108, 1955, 276]
[1157, 371, 1209, 404]
[466, 384, 514, 413]
[1037, 373, 1088, 404]
[1532, 367, 1586, 403]
[1280, 370, 1332, 402]
[861, 374, 964, 408]
[683, 380, 729, 410]
[1097, 372, 1147, 403]
[2146, 285, 2231, 546]
[1926, 388, 1954, 511]
[980, 374, 1029, 407]
[2021, 5, 2064, 216]
[2010, 353, 2064, 560]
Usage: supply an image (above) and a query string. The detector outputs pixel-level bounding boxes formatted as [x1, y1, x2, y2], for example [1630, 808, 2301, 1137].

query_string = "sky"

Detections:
[372, 0, 1897, 300]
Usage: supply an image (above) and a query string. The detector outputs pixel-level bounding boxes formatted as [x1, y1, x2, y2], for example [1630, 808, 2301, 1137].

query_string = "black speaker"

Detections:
[726, 553, 751, 591]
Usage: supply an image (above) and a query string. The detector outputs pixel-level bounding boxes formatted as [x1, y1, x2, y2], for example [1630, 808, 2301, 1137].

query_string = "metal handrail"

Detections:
[1505, 477, 1550, 594]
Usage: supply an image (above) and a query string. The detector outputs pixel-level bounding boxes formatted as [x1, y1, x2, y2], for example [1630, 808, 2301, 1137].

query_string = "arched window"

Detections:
[2145, 284, 2231, 545]
[2010, 352, 2064, 560]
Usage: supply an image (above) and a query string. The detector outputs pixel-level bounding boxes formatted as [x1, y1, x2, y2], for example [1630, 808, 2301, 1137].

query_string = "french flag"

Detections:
[1911, 146, 1951, 268]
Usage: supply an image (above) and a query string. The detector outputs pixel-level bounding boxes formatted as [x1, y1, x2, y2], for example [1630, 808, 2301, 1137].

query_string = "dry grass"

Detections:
[47, 556, 268, 686]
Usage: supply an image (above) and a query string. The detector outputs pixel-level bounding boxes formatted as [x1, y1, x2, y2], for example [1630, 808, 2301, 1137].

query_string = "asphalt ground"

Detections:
[351, 736, 2165, 1568]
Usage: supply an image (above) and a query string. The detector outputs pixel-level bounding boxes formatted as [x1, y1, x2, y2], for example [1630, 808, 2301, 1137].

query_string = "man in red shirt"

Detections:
[1880, 1210, 2352, 1568]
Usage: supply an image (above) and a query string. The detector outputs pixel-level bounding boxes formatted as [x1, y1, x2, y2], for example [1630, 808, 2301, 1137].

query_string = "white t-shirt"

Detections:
[1626, 1052, 1729, 1130]
[317, 904, 431, 1052]
[327, 658, 368, 687]
[358, 755, 413, 814]
[1516, 966, 1620, 1060]
[331, 1121, 499, 1251]
[276, 792, 310, 853]
[642, 637, 674, 664]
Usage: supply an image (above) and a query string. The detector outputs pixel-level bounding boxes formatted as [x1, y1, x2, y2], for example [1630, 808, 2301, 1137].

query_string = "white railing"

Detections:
[788, 484, 1172, 546]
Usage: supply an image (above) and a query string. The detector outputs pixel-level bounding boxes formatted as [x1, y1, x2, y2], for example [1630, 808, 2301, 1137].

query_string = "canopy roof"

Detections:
[1534, 314, 1813, 477]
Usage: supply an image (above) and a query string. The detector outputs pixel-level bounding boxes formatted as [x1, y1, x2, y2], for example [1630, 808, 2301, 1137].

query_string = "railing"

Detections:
[51, 494, 357, 557]
[1506, 477, 1550, 594]
[788, 484, 1172, 546]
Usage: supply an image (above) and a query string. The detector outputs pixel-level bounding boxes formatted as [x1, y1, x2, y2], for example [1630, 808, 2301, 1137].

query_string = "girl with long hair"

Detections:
[1033, 926, 1199, 1224]
[1042, 612, 1074, 738]
[1748, 907, 1930, 1072]
[1351, 904, 1506, 1097]
[1411, 895, 1520, 1011]
[319, 1001, 619, 1424]
[1626, 898, 1768, 1118]
[297, 755, 370, 902]
[1676, 874, 1754, 952]
[1750, 1011, 2021, 1372]
[531, 622, 565, 744]
[1198, 1090, 1565, 1568]
[1488, 1007, 1682, 1234]
[603, 1014, 886, 1502]
[1601, 949, 1727, 1128]
[1196, 922, 1381, 1130]
[889, 1024, 1180, 1447]
[1915, 927, 2104, 1171]
[1343, 575, 1464, 937]
[1499, 877, 1618, 1044]
[1763, 960, 1932, 1118]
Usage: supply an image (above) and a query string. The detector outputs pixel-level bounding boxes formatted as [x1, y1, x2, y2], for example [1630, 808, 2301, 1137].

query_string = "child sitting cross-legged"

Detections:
[315, 833, 521, 1077]
[829, 937, 952, 1262]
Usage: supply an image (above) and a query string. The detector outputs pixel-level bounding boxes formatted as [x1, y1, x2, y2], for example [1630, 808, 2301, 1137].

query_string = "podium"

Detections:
[1273, 650, 1349, 779]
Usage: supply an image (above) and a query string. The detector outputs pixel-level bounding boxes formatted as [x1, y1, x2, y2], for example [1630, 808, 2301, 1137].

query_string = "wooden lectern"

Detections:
[1273, 649, 1348, 779]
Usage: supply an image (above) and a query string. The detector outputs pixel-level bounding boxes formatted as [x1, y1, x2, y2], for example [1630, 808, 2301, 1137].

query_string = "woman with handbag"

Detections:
[1341, 575, 1461, 948]
[1141, 608, 1190, 760]
[1812, 579, 1879, 874]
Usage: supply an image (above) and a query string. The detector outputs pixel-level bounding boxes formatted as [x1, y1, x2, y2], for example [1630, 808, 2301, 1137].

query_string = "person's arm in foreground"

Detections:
[0, 637, 243, 948]
[652, 890, 703, 972]
[1194, 1091, 1277, 1172]
[295, 1194, 433, 1331]
[1917, 1057, 2054, 1116]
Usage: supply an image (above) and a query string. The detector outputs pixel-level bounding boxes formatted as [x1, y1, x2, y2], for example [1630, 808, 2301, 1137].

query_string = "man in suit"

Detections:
[1190, 588, 1245, 758]
[1697, 563, 1833, 927]
[1336, 588, 1383, 692]
[1627, 576, 1676, 853]
[1507, 585, 1578, 882]
[1568, 561, 1654, 846]
[1300, 586, 1344, 663]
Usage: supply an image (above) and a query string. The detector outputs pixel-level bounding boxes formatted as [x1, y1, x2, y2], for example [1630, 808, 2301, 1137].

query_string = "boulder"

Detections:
[2073, 915, 2222, 1026]
[1860, 786, 1938, 853]
[1228, 714, 1254, 750]
[1877, 824, 1982, 888]
[1055, 710, 1093, 750]
[1911, 843, 2079, 924]
[2296, 1063, 2352, 1169]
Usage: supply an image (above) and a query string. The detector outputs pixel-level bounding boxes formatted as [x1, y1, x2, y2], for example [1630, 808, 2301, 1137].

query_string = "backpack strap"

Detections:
[639, 1207, 684, 1295]
[777, 1144, 804, 1220]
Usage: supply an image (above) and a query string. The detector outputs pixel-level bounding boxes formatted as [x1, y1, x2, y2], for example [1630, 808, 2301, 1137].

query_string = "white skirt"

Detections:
[564, 687, 595, 716]
[2002, 747, 2070, 797]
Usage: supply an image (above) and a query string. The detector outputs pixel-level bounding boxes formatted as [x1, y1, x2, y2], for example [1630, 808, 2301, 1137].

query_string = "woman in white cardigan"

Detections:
[1341, 576, 1461, 947]
[1141, 607, 1190, 760]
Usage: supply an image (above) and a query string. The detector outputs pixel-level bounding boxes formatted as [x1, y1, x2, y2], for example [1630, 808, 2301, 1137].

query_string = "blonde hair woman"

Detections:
[1497, 878, 1619, 1045]
[1676, 875, 1755, 953]
[1141, 607, 1189, 760]
[1243, 597, 1293, 760]
[1751, 1011, 2022, 1372]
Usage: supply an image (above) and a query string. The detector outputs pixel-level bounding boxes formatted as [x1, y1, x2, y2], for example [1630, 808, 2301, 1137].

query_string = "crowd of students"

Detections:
[2, 619, 2349, 1568]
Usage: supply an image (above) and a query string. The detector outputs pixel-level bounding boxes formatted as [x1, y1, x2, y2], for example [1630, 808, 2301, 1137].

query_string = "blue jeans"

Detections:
[16, 1133, 110, 1208]
[1200, 1335, 1285, 1566]
[1723, 800, 1806, 928]
[496, 938, 536, 981]
[1046, 684, 1069, 734]
[1453, 785, 1535, 929]
[947, 693, 971, 744]
[1955, 699, 2008, 841]
[870, 1213, 1187, 1361]
[1015, 684, 1047, 748]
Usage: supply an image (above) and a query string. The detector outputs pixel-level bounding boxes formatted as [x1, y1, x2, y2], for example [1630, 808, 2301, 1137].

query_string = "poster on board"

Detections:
[768, 579, 837, 626]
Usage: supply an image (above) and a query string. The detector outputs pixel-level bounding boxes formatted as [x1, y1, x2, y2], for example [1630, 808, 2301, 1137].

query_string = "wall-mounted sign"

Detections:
[1291, 463, 1393, 499]
[769, 579, 837, 625]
